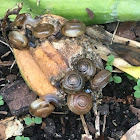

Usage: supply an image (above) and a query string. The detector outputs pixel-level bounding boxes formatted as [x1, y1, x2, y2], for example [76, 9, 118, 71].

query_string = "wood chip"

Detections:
[0, 116, 24, 140]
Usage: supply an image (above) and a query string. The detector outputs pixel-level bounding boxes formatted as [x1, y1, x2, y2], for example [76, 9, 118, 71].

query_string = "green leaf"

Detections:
[106, 55, 114, 66]
[15, 136, 21, 140]
[109, 76, 113, 82]
[134, 91, 140, 98]
[24, 117, 32, 125]
[124, 73, 134, 80]
[0, 95, 3, 100]
[34, 117, 42, 124]
[113, 76, 122, 83]
[105, 66, 113, 72]
[134, 78, 138, 83]
[0, 100, 4, 105]
[133, 85, 140, 91]
[137, 79, 140, 87]
[21, 136, 25, 140]
[24, 137, 30, 140]
[31, 117, 35, 123]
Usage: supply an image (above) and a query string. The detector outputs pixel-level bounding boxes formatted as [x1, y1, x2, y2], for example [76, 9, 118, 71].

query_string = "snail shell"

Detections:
[67, 92, 93, 115]
[61, 19, 86, 37]
[8, 31, 28, 50]
[13, 13, 29, 27]
[29, 98, 55, 118]
[61, 71, 85, 94]
[32, 23, 54, 38]
[29, 94, 59, 118]
[74, 58, 96, 80]
[13, 13, 41, 28]
[90, 69, 111, 91]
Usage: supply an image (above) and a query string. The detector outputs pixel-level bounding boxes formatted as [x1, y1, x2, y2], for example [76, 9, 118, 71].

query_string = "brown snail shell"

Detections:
[29, 98, 55, 118]
[8, 31, 28, 50]
[67, 92, 93, 115]
[90, 69, 111, 91]
[13, 13, 41, 28]
[32, 23, 55, 38]
[74, 58, 96, 80]
[13, 13, 29, 27]
[61, 71, 85, 94]
[61, 19, 86, 37]
[29, 94, 59, 118]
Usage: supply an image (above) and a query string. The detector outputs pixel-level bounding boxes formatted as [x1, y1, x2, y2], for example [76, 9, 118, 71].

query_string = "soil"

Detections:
[0, 21, 140, 140]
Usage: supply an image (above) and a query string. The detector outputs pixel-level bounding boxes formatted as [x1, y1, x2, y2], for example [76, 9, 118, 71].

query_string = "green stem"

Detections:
[0, 0, 140, 25]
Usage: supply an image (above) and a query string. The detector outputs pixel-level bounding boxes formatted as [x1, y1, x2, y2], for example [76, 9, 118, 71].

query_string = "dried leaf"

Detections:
[121, 122, 140, 140]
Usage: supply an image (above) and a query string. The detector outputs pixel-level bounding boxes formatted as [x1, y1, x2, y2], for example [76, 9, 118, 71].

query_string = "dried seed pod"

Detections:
[67, 92, 93, 115]
[61, 71, 85, 94]
[32, 23, 54, 38]
[29, 94, 59, 118]
[8, 31, 28, 50]
[61, 19, 86, 37]
[74, 58, 96, 80]
[90, 69, 111, 91]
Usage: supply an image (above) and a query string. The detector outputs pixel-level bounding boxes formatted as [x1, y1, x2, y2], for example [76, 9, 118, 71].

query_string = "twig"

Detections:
[60, 117, 65, 134]
[1, 51, 11, 59]
[102, 114, 107, 133]
[80, 114, 90, 136]
[52, 111, 68, 115]
[0, 39, 13, 53]
[37, 0, 40, 6]
[0, 111, 8, 115]
[111, 21, 119, 44]
[10, 60, 16, 73]
[95, 111, 100, 138]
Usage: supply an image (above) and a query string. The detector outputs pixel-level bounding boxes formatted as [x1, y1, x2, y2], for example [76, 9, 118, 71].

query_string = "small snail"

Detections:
[90, 69, 111, 91]
[8, 31, 28, 50]
[13, 13, 41, 28]
[29, 94, 59, 118]
[61, 71, 85, 94]
[67, 92, 93, 115]
[13, 13, 29, 27]
[74, 58, 96, 80]
[61, 19, 86, 37]
[32, 23, 54, 38]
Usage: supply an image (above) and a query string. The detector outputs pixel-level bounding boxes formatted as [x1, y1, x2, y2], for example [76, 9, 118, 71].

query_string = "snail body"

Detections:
[61, 19, 86, 37]
[67, 92, 93, 115]
[8, 31, 28, 49]
[90, 69, 111, 91]
[61, 71, 85, 94]
[74, 58, 96, 80]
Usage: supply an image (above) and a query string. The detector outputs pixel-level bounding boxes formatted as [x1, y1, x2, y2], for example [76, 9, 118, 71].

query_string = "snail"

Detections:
[31, 23, 55, 39]
[12, 13, 41, 28]
[61, 71, 85, 94]
[8, 31, 29, 50]
[61, 19, 86, 37]
[67, 92, 93, 115]
[74, 58, 96, 80]
[29, 94, 59, 118]
[90, 69, 111, 92]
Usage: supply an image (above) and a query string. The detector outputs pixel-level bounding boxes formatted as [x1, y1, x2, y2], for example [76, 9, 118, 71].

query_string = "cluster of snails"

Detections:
[7, 13, 112, 116]
[60, 58, 111, 115]
[8, 13, 86, 50]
